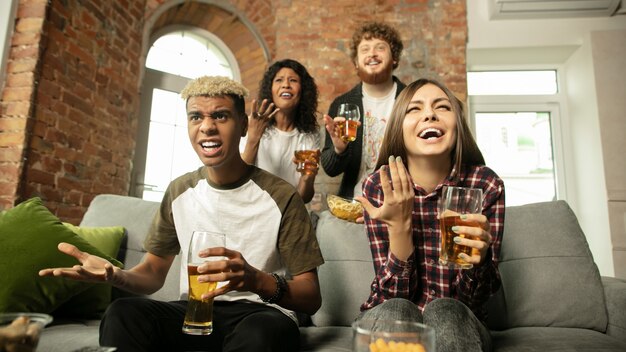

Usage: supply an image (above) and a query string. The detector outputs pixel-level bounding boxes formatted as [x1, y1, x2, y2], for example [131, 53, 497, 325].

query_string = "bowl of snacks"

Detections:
[352, 319, 434, 352]
[326, 194, 363, 222]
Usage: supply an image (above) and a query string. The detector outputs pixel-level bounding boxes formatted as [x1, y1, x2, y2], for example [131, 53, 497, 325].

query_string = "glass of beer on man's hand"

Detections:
[438, 186, 483, 269]
[335, 103, 360, 143]
[182, 231, 225, 335]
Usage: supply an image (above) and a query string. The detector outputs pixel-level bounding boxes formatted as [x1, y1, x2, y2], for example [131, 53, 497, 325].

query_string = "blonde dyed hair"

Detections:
[180, 76, 249, 100]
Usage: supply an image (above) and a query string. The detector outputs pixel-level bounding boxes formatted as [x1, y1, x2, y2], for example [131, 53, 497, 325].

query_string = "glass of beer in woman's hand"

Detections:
[182, 231, 225, 335]
[294, 133, 319, 175]
[438, 186, 483, 269]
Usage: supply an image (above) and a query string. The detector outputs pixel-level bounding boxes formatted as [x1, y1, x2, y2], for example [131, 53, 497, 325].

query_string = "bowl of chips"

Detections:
[327, 194, 363, 222]
[352, 319, 434, 352]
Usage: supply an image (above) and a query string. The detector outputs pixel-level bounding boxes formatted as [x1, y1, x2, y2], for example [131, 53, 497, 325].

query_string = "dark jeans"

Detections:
[99, 298, 299, 352]
[359, 298, 492, 352]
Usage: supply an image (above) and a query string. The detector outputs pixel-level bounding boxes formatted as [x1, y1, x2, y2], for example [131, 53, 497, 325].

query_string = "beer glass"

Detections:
[294, 133, 319, 175]
[182, 231, 225, 335]
[438, 186, 483, 269]
[352, 319, 435, 352]
[336, 103, 360, 142]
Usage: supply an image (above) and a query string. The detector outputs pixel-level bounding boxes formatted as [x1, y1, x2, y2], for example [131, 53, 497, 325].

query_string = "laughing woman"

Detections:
[355, 78, 505, 351]
[240, 59, 321, 203]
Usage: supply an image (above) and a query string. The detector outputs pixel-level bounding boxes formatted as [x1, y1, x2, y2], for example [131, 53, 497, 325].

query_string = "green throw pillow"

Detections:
[0, 197, 123, 314]
[53, 223, 126, 318]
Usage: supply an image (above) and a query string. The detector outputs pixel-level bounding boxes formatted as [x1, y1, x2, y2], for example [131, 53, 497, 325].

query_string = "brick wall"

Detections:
[0, 0, 46, 211]
[0, 0, 466, 221]
[267, 0, 468, 198]
[0, 0, 145, 223]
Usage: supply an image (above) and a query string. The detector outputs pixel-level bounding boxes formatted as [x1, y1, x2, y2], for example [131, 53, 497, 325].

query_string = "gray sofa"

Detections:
[39, 194, 626, 351]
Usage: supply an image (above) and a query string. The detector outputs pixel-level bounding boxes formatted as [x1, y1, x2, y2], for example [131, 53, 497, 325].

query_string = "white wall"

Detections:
[562, 34, 613, 276]
[467, 1, 626, 276]
[590, 30, 626, 278]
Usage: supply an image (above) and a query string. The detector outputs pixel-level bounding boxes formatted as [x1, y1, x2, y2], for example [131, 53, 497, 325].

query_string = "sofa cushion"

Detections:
[38, 319, 101, 352]
[53, 223, 126, 318]
[79, 194, 160, 262]
[486, 201, 607, 332]
[312, 211, 374, 327]
[299, 326, 354, 351]
[491, 326, 626, 351]
[0, 197, 123, 314]
[79, 194, 181, 302]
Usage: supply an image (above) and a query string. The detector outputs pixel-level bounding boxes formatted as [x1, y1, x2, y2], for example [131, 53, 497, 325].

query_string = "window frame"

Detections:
[0, 0, 17, 91]
[467, 68, 572, 205]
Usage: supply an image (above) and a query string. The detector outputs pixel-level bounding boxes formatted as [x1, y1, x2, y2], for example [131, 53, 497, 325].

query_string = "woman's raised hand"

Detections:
[355, 156, 414, 229]
[356, 156, 415, 260]
[247, 99, 279, 143]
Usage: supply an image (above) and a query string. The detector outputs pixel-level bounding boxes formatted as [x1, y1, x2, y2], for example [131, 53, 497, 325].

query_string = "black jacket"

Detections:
[321, 76, 406, 197]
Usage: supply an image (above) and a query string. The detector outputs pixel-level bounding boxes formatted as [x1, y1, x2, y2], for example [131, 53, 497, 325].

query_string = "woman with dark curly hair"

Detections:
[241, 59, 321, 203]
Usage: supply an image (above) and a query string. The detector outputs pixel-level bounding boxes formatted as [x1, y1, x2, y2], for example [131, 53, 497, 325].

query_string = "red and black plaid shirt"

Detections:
[360, 165, 505, 321]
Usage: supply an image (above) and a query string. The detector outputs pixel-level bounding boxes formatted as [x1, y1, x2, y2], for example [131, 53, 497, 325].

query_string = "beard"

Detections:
[357, 61, 394, 85]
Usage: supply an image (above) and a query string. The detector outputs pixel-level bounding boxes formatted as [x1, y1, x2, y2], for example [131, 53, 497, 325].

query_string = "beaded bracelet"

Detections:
[260, 273, 288, 304]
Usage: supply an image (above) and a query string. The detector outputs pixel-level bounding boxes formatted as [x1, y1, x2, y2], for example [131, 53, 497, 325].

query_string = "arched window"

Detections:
[133, 26, 239, 201]
[145, 28, 238, 80]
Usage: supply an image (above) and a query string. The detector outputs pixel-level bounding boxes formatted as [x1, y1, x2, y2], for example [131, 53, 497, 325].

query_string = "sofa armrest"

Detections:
[602, 276, 626, 343]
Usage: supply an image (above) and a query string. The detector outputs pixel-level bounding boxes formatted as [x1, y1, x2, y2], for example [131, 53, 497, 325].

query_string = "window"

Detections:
[146, 30, 235, 79]
[0, 0, 18, 90]
[133, 27, 239, 201]
[141, 85, 202, 201]
[468, 70, 558, 95]
[468, 70, 565, 207]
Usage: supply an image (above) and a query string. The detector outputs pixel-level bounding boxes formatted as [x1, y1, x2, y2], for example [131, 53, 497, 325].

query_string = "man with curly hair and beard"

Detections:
[240, 59, 321, 203]
[321, 22, 406, 199]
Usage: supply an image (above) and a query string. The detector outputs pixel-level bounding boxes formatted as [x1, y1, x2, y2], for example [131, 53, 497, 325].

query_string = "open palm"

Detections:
[355, 156, 414, 227]
[38, 242, 117, 284]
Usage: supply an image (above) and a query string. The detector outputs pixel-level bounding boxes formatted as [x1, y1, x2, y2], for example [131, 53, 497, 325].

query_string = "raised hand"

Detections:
[355, 156, 415, 260]
[38, 242, 118, 285]
[323, 114, 353, 155]
[356, 156, 414, 229]
[247, 99, 279, 142]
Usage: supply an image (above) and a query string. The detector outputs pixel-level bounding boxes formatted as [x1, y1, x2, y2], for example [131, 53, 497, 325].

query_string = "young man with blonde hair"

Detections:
[40, 76, 324, 351]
